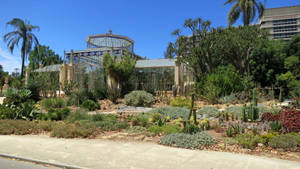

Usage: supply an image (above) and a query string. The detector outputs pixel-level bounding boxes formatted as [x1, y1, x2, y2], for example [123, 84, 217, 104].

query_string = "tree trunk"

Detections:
[20, 47, 25, 79]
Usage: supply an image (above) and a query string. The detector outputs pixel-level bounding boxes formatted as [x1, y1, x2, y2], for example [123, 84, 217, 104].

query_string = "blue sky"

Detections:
[0, 0, 299, 73]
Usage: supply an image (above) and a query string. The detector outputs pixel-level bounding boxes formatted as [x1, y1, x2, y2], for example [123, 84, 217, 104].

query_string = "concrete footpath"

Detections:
[0, 135, 299, 169]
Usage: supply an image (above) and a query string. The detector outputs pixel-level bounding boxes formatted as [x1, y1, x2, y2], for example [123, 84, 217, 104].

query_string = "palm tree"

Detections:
[225, 0, 265, 25]
[3, 18, 39, 78]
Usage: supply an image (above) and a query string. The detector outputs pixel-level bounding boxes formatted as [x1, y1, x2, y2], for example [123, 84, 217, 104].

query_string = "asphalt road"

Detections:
[0, 157, 59, 169]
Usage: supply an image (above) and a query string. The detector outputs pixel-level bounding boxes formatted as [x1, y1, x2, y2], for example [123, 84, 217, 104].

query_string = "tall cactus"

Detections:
[242, 104, 247, 122]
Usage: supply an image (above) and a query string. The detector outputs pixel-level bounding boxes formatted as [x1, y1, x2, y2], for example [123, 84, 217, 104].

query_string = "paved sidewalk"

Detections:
[0, 135, 299, 169]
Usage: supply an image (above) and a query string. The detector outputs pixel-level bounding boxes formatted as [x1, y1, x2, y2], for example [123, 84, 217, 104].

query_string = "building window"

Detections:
[272, 18, 297, 26]
[273, 25, 298, 32]
[273, 32, 298, 39]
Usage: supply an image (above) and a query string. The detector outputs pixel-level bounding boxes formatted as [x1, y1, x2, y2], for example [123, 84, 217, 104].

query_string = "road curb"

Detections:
[0, 153, 85, 169]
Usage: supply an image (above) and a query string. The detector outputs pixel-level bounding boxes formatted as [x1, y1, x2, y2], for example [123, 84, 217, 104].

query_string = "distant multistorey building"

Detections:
[260, 5, 300, 40]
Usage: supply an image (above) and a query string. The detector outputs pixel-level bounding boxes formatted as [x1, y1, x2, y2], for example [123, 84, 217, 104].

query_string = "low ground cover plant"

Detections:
[268, 133, 300, 150]
[125, 90, 154, 107]
[147, 107, 189, 120]
[160, 132, 217, 149]
[170, 97, 191, 108]
[50, 122, 98, 138]
[198, 106, 220, 118]
[236, 133, 262, 150]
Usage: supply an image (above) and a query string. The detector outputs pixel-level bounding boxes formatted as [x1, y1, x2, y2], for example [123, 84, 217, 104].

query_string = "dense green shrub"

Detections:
[50, 122, 98, 138]
[40, 98, 66, 111]
[2, 88, 38, 120]
[125, 90, 154, 107]
[80, 99, 100, 111]
[3, 88, 32, 106]
[269, 133, 300, 150]
[160, 132, 217, 149]
[236, 133, 262, 149]
[170, 97, 191, 108]
[147, 107, 189, 120]
[0, 104, 16, 119]
[198, 106, 220, 118]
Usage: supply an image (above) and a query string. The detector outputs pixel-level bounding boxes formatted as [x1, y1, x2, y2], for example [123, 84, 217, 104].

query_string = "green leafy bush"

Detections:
[129, 115, 149, 127]
[50, 122, 98, 138]
[40, 98, 66, 111]
[198, 106, 220, 118]
[0, 104, 16, 119]
[269, 133, 300, 150]
[3, 88, 31, 106]
[147, 107, 189, 120]
[160, 132, 217, 149]
[125, 90, 154, 107]
[236, 133, 262, 149]
[170, 97, 191, 108]
[80, 99, 100, 111]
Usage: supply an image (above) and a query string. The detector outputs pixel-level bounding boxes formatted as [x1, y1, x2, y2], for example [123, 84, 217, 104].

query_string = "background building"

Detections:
[260, 5, 300, 40]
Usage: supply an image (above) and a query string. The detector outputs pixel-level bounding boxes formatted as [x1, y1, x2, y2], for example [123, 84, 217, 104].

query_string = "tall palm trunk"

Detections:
[21, 40, 26, 79]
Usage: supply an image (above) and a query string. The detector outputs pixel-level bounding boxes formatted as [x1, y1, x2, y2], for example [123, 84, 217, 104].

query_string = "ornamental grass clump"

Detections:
[125, 90, 154, 107]
[40, 97, 66, 111]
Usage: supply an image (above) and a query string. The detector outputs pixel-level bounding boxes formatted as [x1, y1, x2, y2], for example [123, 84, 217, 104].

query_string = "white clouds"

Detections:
[0, 46, 21, 73]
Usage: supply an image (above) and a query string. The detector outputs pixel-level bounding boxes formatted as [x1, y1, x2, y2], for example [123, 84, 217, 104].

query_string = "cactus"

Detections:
[242, 104, 247, 122]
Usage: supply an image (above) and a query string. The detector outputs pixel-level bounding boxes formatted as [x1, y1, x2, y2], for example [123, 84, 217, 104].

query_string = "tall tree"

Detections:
[28, 45, 62, 70]
[171, 18, 223, 82]
[3, 18, 39, 78]
[225, 0, 265, 25]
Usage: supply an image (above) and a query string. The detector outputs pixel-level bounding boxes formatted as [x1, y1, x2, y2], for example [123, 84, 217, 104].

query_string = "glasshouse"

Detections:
[28, 31, 192, 95]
